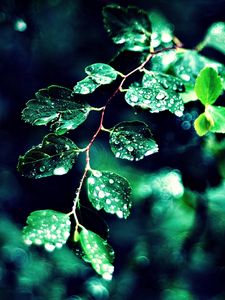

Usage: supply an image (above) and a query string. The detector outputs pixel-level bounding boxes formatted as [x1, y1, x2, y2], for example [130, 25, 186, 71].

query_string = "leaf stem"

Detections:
[72, 43, 182, 230]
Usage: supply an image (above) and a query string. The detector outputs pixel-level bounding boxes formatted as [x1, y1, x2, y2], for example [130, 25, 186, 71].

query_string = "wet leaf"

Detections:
[80, 228, 114, 280]
[23, 210, 71, 251]
[125, 71, 184, 116]
[103, 4, 151, 51]
[85, 63, 118, 84]
[206, 105, 225, 133]
[109, 121, 158, 161]
[204, 22, 225, 55]
[22, 85, 91, 135]
[195, 67, 223, 105]
[17, 133, 79, 179]
[170, 50, 225, 90]
[194, 113, 211, 136]
[87, 170, 132, 219]
[149, 10, 174, 49]
[73, 77, 100, 94]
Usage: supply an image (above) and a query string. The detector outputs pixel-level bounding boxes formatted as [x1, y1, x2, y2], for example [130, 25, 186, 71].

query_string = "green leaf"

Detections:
[22, 85, 91, 135]
[103, 4, 151, 51]
[149, 10, 174, 49]
[109, 121, 158, 161]
[87, 170, 132, 219]
[204, 22, 225, 55]
[194, 113, 211, 136]
[79, 228, 114, 280]
[194, 67, 223, 105]
[73, 77, 100, 94]
[23, 210, 71, 251]
[206, 105, 225, 133]
[170, 50, 225, 90]
[125, 71, 184, 117]
[85, 63, 118, 84]
[17, 133, 79, 179]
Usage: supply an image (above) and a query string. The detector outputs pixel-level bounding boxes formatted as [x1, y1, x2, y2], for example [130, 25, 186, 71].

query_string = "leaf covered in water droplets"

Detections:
[203, 22, 225, 55]
[103, 4, 151, 51]
[85, 63, 118, 84]
[73, 77, 100, 94]
[109, 121, 158, 161]
[17, 133, 79, 179]
[22, 85, 91, 135]
[125, 71, 184, 116]
[80, 229, 114, 280]
[87, 170, 132, 219]
[170, 50, 225, 91]
[73, 63, 118, 94]
[23, 210, 71, 251]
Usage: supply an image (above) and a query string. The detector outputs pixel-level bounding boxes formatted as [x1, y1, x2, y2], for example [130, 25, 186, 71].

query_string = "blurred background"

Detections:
[1, 0, 225, 299]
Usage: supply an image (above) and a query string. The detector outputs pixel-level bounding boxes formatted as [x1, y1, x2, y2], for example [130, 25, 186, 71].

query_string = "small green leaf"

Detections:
[194, 67, 223, 105]
[73, 77, 100, 94]
[206, 105, 225, 133]
[125, 71, 184, 117]
[79, 228, 114, 280]
[22, 85, 91, 135]
[87, 170, 132, 219]
[23, 210, 71, 251]
[17, 133, 79, 179]
[103, 4, 151, 51]
[204, 22, 225, 55]
[110, 121, 158, 161]
[194, 113, 211, 136]
[85, 63, 118, 84]
[149, 10, 174, 49]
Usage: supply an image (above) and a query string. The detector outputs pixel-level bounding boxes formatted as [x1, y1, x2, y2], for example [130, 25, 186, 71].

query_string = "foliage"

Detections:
[17, 3, 225, 281]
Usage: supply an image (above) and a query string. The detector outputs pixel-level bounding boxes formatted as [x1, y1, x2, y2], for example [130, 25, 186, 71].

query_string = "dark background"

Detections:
[1, 0, 225, 299]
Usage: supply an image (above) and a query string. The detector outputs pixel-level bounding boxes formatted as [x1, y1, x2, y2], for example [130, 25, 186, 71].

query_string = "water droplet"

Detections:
[98, 191, 105, 199]
[180, 74, 190, 81]
[109, 179, 114, 184]
[130, 95, 139, 102]
[116, 211, 123, 218]
[156, 91, 167, 100]
[88, 177, 95, 185]
[39, 166, 45, 172]
[44, 243, 55, 252]
[127, 146, 134, 152]
[53, 166, 67, 175]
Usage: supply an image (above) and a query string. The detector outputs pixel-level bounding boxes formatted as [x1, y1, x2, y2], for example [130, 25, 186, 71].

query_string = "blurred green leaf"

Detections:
[149, 10, 174, 49]
[195, 67, 223, 105]
[103, 4, 151, 51]
[204, 22, 225, 55]
[80, 228, 114, 280]
[22, 85, 91, 135]
[109, 121, 158, 161]
[87, 169, 132, 219]
[206, 105, 225, 133]
[17, 133, 79, 179]
[23, 210, 71, 251]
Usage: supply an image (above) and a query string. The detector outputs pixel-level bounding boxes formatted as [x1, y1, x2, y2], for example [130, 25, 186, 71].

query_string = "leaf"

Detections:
[109, 121, 158, 161]
[22, 85, 91, 135]
[170, 50, 225, 90]
[103, 4, 151, 51]
[23, 210, 71, 251]
[204, 22, 225, 55]
[17, 133, 79, 179]
[206, 105, 225, 133]
[73, 77, 100, 94]
[194, 113, 211, 136]
[85, 63, 118, 84]
[194, 67, 223, 105]
[87, 170, 132, 219]
[149, 10, 174, 49]
[79, 228, 114, 280]
[125, 71, 184, 117]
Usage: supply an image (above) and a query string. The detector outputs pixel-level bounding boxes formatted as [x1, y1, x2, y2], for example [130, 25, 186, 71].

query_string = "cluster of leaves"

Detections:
[17, 3, 225, 279]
